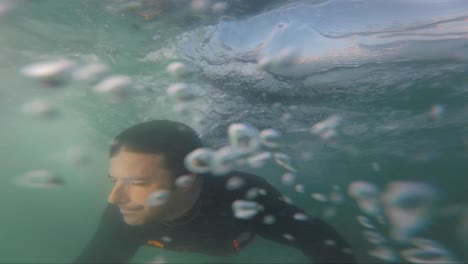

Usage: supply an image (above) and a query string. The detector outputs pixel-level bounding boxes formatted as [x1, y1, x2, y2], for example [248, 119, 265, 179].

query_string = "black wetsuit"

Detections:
[74, 172, 357, 263]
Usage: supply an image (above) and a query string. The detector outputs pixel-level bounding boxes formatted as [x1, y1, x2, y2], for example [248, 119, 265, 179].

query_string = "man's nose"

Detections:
[107, 182, 129, 205]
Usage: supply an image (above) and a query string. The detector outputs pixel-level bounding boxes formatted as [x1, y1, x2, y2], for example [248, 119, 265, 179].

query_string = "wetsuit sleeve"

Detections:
[250, 177, 357, 263]
[74, 204, 141, 264]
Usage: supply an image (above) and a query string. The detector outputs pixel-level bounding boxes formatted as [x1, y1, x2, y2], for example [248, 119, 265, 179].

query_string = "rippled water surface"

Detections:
[1, 0, 467, 263]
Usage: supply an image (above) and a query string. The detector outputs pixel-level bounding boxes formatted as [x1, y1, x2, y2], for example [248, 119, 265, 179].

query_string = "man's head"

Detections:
[107, 120, 203, 226]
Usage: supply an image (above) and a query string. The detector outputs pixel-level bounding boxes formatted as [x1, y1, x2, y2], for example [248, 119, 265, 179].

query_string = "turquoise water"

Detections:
[1, 1, 467, 263]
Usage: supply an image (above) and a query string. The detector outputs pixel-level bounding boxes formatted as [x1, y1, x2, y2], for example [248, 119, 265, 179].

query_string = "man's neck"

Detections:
[161, 175, 204, 223]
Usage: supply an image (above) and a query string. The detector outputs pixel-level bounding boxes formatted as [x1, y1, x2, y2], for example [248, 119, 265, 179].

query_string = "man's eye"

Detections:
[132, 182, 149, 185]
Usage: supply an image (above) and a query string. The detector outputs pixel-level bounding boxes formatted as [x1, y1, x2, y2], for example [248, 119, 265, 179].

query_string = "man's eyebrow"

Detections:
[107, 174, 152, 181]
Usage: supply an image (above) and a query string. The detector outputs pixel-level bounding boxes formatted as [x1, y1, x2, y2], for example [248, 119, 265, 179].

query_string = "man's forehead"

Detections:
[109, 151, 170, 176]
[111, 150, 167, 164]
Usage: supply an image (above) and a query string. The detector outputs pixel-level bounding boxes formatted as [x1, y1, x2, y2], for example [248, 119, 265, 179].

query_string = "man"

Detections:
[74, 120, 357, 263]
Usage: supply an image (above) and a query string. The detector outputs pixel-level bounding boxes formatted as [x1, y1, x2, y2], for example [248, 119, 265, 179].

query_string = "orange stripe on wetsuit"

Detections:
[232, 239, 240, 251]
[147, 240, 165, 248]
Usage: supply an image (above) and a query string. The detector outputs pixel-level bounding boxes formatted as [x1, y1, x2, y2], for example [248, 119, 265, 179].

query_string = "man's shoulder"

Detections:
[202, 170, 280, 201]
[204, 170, 269, 188]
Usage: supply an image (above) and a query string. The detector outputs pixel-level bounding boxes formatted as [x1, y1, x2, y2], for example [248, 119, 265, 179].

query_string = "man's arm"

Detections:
[74, 204, 141, 264]
[246, 176, 357, 263]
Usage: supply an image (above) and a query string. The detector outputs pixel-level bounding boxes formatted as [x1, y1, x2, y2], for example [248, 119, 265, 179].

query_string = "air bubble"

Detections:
[259, 129, 281, 148]
[348, 181, 382, 216]
[282, 233, 295, 241]
[245, 187, 260, 200]
[175, 175, 195, 189]
[13, 170, 63, 189]
[232, 200, 264, 219]
[280, 196, 293, 204]
[295, 184, 305, 193]
[228, 123, 260, 154]
[363, 231, 387, 245]
[161, 236, 172, 243]
[293, 212, 308, 221]
[263, 215, 276, 225]
[273, 153, 297, 172]
[226, 176, 245, 191]
[310, 115, 342, 140]
[357, 215, 375, 229]
[93, 75, 132, 101]
[211, 146, 242, 175]
[383, 182, 438, 243]
[147, 190, 170, 207]
[430, 104, 446, 120]
[310, 115, 342, 135]
[258, 189, 267, 195]
[247, 151, 271, 168]
[167, 83, 197, 101]
[401, 247, 456, 264]
[21, 60, 76, 87]
[184, 148, 215, 174]
[211, 1, 228, 14]
[72, 63, 108, 82]
[368, 246, 398, 262]
[167, 62, 191, 79]
[320, 129, 337, 140]
[311, 193, 328, 202]
[21, 99, 59, 119]
[348, 182, 379, 199]
[281, 173, 296, 186]
[191, 0, 211, 13]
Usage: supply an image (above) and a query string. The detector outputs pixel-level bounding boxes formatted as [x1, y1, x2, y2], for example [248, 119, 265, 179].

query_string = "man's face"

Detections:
[107, 149, 174, 226]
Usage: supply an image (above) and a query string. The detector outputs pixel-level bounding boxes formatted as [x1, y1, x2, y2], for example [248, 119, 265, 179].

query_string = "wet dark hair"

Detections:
[109, 120, 203, 178]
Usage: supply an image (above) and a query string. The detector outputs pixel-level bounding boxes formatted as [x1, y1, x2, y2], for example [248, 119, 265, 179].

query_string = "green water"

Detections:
[1, 1, 467, 263]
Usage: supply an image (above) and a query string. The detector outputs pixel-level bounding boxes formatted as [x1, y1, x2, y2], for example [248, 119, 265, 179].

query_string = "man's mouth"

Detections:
[120, 207, 141, 214]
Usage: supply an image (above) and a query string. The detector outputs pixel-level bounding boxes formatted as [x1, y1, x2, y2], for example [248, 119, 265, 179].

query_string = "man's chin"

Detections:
[122, 216, 145, 226]
[124, 220, 144, 226]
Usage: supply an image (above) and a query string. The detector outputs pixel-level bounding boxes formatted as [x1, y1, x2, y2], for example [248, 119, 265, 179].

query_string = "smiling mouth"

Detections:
[120, 208, 141, 214]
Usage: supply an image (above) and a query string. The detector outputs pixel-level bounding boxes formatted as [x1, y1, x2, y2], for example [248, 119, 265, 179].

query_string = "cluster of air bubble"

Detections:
[182, 122, 327, 224]
[164, 61, 205, 127]
[12, 170, 63, 189]
[310, 115, 343, 141]
[11, 142, 94, 189]
[347, 181, 459, 263]
[14, 58, 135, 188]
[183, 119, 357, 225]
[184, 123, 293, 177]
[20, 59, 136, 118]
[308, 184, 346, 220]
